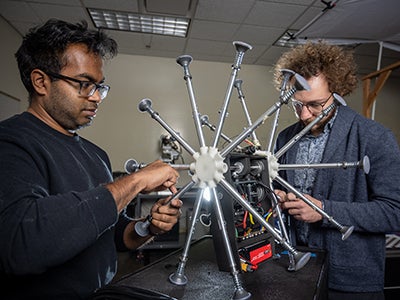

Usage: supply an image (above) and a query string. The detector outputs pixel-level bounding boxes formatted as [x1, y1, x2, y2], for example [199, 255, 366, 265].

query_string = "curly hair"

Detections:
[15, 19, 118, 101]
[273, 41, 358, 96]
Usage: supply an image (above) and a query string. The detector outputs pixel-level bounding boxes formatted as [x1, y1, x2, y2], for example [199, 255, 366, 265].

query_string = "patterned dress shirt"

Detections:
[293, 109, 337, 244]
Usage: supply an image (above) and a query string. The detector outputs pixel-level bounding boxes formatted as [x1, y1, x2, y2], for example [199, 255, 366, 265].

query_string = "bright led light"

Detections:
[203, 187, 211, 201]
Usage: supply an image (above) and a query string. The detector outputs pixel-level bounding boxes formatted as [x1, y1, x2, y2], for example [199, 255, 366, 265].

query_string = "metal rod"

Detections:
[176, 55, 206, 148]
[268, 183, 297, 271]
[200, 114, 235, 144]
[220, 100, 284, 157]
[169, 186, 204, 286]
[212, 41, 252, 148]
[274, 175, 354, 240]
[138, 98, 196, 156]
[266, 107, 281, 153]
[220, 74, 310, 158]
[274, 101, 337, 160]
[210, 187, 251, 299]
[266, 69, 296, 152]
[124, 158, 190, 174]
[234, 79, 260, 148]
[278, 156, 370, 174]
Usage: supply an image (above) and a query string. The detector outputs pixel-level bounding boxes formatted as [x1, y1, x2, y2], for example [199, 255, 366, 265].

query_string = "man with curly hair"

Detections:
[274, 42, 400, 300]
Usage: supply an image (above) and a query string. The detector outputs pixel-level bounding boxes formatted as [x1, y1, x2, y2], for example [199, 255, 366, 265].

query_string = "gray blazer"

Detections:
[275, 105, 400, 292]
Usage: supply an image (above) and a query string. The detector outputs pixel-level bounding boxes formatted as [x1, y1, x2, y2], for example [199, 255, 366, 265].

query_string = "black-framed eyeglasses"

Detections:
[291, 93, 333, 117]
[45, 71, 110, 100]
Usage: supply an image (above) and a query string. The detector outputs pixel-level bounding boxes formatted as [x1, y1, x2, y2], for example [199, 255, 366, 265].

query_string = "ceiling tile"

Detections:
[189, 20, 240, 41]
[195, 0, 255, 23]
[233, 25, 284, 45]
[244, 1, 308, 28]
[83, 0, 139, 11]
[185, 39, 231, 56]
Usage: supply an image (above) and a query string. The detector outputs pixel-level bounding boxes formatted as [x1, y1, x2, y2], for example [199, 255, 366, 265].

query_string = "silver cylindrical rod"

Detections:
[234, 79, 260, 148]
[212, 41, 252, 148]
[266, 107, 281, 153]
[220, 178, 311, 271]
[124, 158, 191, 174]
[169, 185, 204, 286]
[210, 188, 251, 300]
[274, 175, 354, 240]
[220, 100, 284, 157]
[200, 114, 242, 148]
[268, 183, 297, 271]
[220, 75, 309, 157]
[138, 98, 196, 156]
[278, 156, 370, 174]
[266, 69, 297, 152]
[176, 55, 206, 148]
[274, 101, 337, 160]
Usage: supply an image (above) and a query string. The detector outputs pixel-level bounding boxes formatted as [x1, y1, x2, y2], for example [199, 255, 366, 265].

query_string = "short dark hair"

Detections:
[15, 19, 118, 100]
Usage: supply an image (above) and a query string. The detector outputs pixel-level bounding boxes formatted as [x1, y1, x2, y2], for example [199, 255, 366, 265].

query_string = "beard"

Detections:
[46, 85, 94, 132]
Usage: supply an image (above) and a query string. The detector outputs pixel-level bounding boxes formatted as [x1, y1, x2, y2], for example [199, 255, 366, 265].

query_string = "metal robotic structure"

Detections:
[127, 41, 370, 300]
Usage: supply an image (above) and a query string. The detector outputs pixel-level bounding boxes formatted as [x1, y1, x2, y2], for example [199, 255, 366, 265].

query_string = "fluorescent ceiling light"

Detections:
[88, 8, 189, 37]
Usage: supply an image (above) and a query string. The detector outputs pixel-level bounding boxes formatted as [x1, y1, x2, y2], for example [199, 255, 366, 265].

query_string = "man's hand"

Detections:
[136, 160, 179, 193]
[107, 160, 180, 213]
[148, 193, 183, 236]
[274, 189, 323, 223]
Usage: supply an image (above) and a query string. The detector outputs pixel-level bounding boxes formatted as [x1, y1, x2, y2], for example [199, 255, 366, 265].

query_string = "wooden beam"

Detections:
[362, 60, 400, 118]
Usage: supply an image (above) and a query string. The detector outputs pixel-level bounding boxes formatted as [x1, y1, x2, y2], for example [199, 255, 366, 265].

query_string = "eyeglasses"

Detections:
[291, 93, 332, 117]
[45, 71, 110, 100]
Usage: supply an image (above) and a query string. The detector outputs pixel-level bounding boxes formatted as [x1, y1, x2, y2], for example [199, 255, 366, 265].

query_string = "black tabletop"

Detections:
[109, 236, 327, 300]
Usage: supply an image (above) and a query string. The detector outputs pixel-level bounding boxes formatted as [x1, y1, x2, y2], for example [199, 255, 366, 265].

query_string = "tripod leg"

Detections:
[211, 188, 251, 300]
[169, 189, 205, 285]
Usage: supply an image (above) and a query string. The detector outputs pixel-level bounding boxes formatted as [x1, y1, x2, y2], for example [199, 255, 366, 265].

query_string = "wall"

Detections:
[1, 18, 399, 180]
[0, 17, 27, 114]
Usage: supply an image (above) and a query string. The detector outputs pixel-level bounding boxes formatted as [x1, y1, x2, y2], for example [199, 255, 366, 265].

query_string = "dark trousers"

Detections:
[328, 289, 385, 300]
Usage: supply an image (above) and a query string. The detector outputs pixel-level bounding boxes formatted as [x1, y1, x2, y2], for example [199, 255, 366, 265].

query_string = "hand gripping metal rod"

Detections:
[212, 41, 252, 148]
[134, 181, 195, 237]
[233, 79, 260, 148]
[220, 178, 311, 271]
[138, 98, 196, 156]
[176, 55, 206, 148]
[274, 175, 354, 241]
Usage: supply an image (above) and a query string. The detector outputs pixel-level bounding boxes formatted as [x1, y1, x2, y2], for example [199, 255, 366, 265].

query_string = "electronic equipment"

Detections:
[210, 151, 276, 272]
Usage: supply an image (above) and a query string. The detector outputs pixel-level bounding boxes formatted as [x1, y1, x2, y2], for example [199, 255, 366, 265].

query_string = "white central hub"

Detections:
[254, 150, 279, 180]
[190, 146, 228, 188]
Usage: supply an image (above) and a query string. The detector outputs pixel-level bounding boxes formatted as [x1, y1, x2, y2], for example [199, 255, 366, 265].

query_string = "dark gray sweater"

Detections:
[0, 112, 129, 299]
[275, 105, 400, 292]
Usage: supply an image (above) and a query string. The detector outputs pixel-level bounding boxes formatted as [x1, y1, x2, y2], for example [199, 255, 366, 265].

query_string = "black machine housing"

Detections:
[210, 150, 276, 271]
